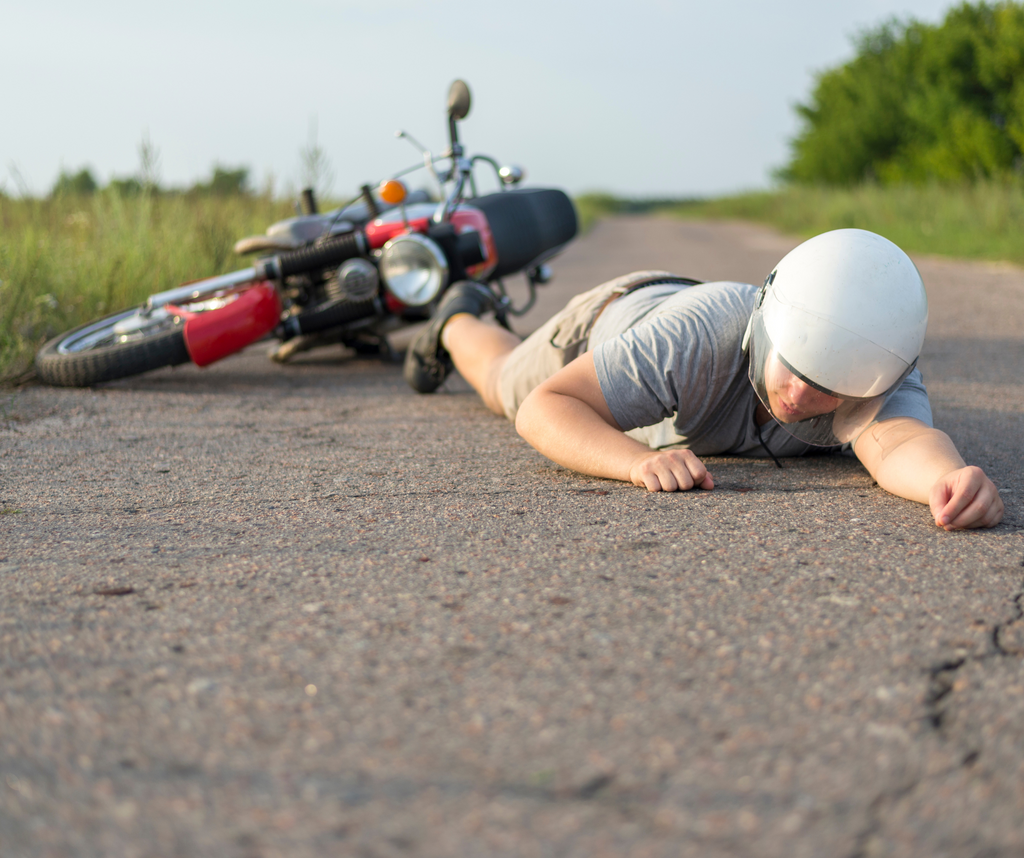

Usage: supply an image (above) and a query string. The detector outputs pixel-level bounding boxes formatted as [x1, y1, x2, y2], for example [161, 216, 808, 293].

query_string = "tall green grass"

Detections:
[0, 193, 292, 383]
[662, 180, 1024, 265]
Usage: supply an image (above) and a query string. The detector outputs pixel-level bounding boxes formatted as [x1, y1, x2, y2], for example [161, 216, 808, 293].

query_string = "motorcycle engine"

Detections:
[325, 258, 379, 303]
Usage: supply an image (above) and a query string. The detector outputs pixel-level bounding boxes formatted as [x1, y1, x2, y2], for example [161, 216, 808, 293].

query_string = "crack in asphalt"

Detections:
[925, 571, 1024, 732]
[847, 778, 921, 858]
[924, 656, 968, 733]
[847, 563, 1024, 857]
[991, 588, 1024, 656]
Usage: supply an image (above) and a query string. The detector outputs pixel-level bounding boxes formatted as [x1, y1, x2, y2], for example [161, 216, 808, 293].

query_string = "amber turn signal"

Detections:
[379, 179, 407, 205]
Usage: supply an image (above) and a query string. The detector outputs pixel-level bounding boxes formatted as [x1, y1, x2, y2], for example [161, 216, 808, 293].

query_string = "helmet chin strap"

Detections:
[756, 420, 784, 469]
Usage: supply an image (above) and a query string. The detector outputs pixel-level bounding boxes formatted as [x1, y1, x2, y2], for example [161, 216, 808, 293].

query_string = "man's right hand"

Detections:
[517, 352, 716, 492]
[628, 448, 714, 492]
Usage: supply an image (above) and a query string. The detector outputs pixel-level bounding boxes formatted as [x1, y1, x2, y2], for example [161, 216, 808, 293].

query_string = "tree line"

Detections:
[49, 165, 251, 198]
[783, 1, 1024, 184]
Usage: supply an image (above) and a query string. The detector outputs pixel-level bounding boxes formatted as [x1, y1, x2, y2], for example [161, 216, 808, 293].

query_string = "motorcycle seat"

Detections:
[469, 187, 579, 279]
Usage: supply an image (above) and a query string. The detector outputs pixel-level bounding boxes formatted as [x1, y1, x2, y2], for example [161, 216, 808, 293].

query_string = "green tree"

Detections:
[107, 177, 143, 197]
[51, 167, 98, 196]
[189, 165, 250, 196]
[783, 1, 1024, 184]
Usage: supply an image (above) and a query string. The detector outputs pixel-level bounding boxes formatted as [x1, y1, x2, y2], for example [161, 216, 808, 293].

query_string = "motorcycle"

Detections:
[35, 80, 578, 387]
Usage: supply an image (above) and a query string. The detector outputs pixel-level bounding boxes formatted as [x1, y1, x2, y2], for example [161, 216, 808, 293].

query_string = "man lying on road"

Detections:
[403, 228, 1003, 531]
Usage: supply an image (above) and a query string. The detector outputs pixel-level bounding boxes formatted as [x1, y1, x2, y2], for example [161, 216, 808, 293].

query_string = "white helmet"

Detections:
[743, 229, 928, 446]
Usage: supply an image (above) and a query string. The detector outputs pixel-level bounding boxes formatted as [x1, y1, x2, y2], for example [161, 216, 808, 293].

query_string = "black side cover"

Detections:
[470, 188, 578, 279]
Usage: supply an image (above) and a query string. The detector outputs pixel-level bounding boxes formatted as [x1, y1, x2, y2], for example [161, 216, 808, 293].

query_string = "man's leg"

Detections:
[403, 282, 497, 395]
[441, 314, 520, 416]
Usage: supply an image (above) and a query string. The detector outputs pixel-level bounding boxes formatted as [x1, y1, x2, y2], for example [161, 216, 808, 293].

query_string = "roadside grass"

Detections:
[573, 193, 688, 234]
[666, 181, 1024, 266]
[0, 193, 292, 384]
[576, 181, 1024, 266]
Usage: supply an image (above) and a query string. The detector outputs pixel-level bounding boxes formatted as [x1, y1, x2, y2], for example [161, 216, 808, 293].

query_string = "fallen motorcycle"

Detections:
[35, 80, 578, 387]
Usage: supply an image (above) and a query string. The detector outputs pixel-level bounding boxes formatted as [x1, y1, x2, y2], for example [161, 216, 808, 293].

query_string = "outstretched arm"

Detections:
[515, 352, 713, 492]
[853, 417, 1003, 529]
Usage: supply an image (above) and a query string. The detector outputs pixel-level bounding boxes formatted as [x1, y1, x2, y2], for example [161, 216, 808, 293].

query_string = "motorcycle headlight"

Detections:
[379, 234, 448, 307]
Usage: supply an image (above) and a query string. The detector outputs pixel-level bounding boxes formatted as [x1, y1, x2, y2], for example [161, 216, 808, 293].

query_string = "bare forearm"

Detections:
[856, 421, 965, 504]
[516, 352, 714, 493]
[515, 389, 650, 481]
[854, 418, 1003, 529]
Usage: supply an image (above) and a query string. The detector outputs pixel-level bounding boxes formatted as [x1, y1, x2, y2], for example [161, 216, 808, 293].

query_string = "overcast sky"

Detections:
[3, 0, 957, 199]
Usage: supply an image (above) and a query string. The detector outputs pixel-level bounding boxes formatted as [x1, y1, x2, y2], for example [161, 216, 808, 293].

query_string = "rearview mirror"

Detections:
[447, 80, 471, 121]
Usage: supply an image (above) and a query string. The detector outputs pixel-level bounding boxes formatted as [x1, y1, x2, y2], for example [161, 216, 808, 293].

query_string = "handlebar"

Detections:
[256, 231, 367, 280]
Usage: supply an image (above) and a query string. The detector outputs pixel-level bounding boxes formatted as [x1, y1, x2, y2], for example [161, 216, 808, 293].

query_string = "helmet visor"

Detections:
[746, 311, 907, 447]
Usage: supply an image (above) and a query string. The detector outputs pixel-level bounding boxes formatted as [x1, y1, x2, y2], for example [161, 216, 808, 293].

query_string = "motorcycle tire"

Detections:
[35, 309, 191, 387]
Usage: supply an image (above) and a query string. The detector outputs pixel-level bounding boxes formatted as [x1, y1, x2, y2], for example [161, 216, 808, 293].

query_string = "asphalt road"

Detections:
[2, 216, 1023, 857]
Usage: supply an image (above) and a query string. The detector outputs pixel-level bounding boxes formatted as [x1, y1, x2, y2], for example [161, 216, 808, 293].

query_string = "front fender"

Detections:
[182, 282, 282, 367]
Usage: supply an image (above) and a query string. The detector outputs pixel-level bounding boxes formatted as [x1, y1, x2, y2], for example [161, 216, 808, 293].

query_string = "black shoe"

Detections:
[404, 282, 496, 393]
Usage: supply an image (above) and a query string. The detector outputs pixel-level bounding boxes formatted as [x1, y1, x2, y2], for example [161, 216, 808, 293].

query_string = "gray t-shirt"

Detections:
[589, 281, 932, 457]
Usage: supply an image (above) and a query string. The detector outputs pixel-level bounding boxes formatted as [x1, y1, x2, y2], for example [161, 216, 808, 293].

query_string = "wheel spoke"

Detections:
[57, 311, 180, 354]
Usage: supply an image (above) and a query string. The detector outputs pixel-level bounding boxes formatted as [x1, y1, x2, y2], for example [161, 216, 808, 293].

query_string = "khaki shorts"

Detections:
[497, 270, 681, 422]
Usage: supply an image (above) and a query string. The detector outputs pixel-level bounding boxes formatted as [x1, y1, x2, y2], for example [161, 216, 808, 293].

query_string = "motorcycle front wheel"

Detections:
[35, 308, 191, 387]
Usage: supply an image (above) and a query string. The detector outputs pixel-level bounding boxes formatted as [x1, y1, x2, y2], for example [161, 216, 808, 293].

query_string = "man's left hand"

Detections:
[930, 466, 1004, 530]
